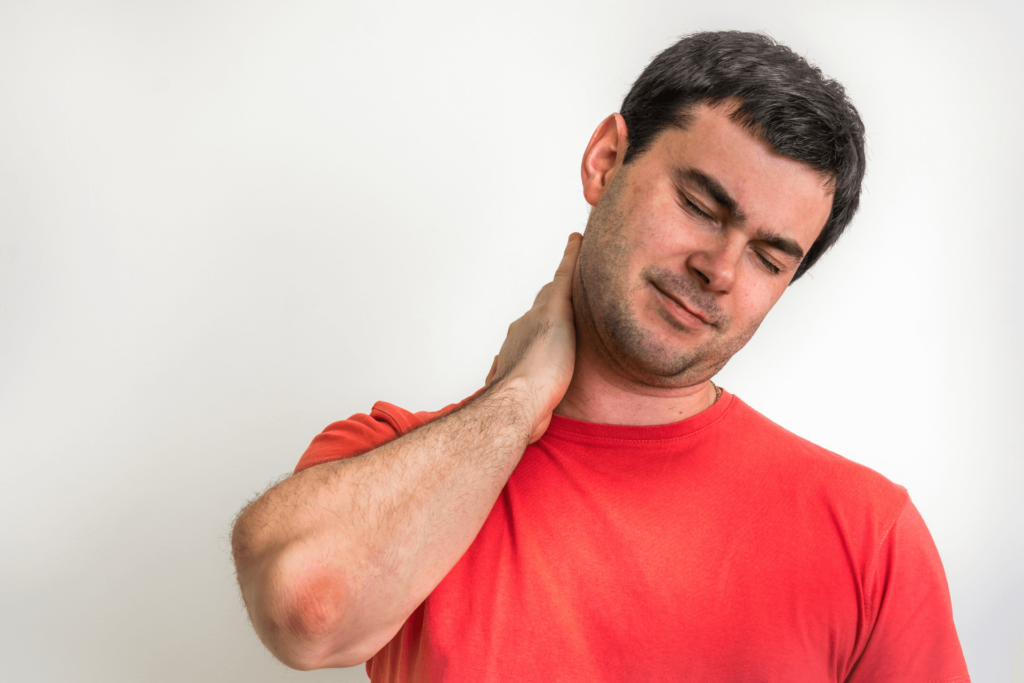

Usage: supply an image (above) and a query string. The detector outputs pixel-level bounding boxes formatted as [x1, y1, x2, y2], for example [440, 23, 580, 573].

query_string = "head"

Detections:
[575, 31, 865, 389]
[620, 31, 866, 282]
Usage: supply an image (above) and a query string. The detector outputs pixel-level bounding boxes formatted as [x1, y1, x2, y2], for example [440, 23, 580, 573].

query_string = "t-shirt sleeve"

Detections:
[293, 390, 485, 474]
[846, 497, 970, 682]
[294, 406, 406, 473]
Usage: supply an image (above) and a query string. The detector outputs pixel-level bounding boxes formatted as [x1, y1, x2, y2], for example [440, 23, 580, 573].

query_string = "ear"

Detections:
[581, 113, 629, 207]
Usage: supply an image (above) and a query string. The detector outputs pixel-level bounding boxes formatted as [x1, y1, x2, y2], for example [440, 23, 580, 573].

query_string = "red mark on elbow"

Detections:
[284, 566, 348, 643]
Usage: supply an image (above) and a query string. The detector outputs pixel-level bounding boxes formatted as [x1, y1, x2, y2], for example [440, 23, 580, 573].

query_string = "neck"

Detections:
[553, 341, 720, 426]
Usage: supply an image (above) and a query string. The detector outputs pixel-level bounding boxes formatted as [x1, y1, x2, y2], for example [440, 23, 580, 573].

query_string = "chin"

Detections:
[606, 336, 727, 388]
[608, 311, 761, 389]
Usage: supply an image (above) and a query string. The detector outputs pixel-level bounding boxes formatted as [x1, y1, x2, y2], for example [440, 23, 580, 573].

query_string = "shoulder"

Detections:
[293, 390, 483, 473]
[722, 394, 909, 515]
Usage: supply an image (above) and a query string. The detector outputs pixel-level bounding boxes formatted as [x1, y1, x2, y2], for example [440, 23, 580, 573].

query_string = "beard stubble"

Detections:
[573, 171, 763, 389]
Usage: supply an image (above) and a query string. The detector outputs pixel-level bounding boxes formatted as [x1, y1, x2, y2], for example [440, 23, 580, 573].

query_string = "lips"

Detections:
[652, 283, 713, 328]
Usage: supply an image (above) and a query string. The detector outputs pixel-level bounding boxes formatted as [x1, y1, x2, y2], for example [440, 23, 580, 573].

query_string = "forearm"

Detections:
[232, 379, 536, 669]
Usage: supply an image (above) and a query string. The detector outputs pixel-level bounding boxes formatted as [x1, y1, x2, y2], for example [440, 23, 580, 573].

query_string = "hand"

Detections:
[485, 233, 582, 443]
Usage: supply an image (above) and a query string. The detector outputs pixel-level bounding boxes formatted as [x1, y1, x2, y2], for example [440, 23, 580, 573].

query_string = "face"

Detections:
[575, 103, 834, 389]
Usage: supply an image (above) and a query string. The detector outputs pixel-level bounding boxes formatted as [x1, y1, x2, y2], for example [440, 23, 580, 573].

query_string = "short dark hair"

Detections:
[620, 31, 866, 281]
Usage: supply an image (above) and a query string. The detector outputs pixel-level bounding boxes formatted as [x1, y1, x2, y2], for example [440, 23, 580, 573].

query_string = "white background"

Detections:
[1, 1, 1021, 681]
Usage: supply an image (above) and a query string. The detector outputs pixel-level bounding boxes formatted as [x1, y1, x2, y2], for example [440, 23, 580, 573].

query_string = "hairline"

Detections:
[625, 98, 838, 192]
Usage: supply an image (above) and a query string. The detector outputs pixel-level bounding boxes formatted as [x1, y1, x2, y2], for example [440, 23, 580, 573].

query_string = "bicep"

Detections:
[845, 499, 970, 682]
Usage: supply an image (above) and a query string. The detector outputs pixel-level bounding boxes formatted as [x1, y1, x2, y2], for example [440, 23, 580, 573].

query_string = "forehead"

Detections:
[642, 104, 834, 250]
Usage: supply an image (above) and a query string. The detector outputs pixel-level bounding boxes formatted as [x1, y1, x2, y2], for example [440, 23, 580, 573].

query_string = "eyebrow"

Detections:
[673, 166, 805, 262]
[674, 167, 746, 223]
[754, 228, 805, 261]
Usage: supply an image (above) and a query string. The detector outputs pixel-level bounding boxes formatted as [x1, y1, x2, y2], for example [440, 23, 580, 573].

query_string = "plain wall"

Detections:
[1, 1, 1021, 681]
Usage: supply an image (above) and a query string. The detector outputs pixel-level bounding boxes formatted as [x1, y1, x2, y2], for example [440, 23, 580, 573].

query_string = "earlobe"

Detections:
[581, 113, 629, 207]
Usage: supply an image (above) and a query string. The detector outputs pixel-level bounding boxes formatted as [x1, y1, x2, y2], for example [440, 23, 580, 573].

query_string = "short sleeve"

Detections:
[293, 390, 484, 474]
[293, 406, 403, 473]
[846, 498, 970, 683]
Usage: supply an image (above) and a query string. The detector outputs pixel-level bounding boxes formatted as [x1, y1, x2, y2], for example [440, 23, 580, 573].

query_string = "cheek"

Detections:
[731, 283, 785, 331]
[581, 190, 645, 292]
[615, 202, 693, 278]
[629, 182, 682, 242]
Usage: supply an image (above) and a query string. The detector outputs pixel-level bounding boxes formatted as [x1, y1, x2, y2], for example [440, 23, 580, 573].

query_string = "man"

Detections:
[231, 31, 969, 681]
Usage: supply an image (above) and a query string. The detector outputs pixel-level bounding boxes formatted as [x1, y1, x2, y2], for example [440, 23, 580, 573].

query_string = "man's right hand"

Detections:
[231, 233, 586, 670]
[485, 232, 582, 443]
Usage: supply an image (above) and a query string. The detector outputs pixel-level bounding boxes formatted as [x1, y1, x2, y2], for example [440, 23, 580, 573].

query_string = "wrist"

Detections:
[480, 377, 547, 439]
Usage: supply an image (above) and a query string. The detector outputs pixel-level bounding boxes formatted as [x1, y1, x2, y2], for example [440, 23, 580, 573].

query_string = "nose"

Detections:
[687, 232, 745, 294]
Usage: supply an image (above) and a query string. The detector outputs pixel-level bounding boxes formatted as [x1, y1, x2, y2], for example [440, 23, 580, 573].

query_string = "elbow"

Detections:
[231, 504, 392, 669]
[274, 566, 359, 669]
[243, 548, 380, 670]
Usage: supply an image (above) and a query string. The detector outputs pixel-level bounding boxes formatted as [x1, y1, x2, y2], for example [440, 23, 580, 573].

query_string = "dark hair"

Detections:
[620, 31, 866, 281]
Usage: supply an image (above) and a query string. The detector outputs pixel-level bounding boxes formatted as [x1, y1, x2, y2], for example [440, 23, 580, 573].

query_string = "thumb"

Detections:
[485, 355, 498, 386]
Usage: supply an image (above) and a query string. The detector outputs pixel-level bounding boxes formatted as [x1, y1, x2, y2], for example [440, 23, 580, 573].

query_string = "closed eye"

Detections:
[680, 195, 713, 221]
[755, 251, 781, 275]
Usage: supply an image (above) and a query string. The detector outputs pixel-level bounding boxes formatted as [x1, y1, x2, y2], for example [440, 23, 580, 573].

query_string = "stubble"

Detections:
[574, 171, 762, 389]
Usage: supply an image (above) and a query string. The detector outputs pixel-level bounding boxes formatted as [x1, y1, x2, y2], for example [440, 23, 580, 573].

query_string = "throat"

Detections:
[553, 354, 721, 426]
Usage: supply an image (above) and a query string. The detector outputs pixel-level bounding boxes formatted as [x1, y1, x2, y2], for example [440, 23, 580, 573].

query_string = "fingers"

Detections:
[554, 233, 582, 277]
[488, 235, 580, 407]
[485, 355, 498, 386]
[531, 234, 581, 306]
[551, 232, 582, 295]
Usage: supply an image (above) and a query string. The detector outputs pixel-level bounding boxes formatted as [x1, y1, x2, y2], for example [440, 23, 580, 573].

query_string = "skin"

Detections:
[231, 101, 836, 669]
[555, 102, 834, 425]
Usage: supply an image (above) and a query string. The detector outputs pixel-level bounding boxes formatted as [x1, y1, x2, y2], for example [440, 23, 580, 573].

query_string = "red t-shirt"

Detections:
[295, 390, 970, 682]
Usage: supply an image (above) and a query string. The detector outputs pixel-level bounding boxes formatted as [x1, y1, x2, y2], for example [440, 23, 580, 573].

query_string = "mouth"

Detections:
[651, 282, 713, 329]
